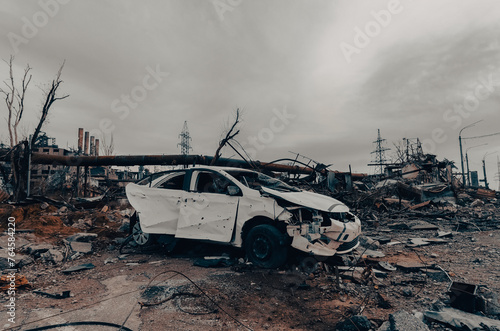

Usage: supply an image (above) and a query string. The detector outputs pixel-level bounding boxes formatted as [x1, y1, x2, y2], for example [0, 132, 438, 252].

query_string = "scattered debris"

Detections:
[62, 263, 95, 274]
[395, 262, 429, 272]
[69, 241, 93, 254]
[27, 244, 54, 257]
[407, 238, 448, 247]
[0, 274, 30, 291]
[40, 249, 64, 264]
[379, 311, 429, 331]
[336, 315, 371, 331]
[34, 290, 71, 299]
[410, 222, 440, 231]
[193, 257, 235, 268]
[66, 233, 98, 242]
[437, 231, 452, 238]
[378, 261, 396, 272]
[359, 248, 386, 258]
[424, 307, 500, 329]
[0, 143, 499, 330]
[0, 188, 9, 202]
[425, 269, 449, 282]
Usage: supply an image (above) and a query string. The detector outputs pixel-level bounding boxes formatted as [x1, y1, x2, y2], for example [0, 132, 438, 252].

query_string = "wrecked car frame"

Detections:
[125, 166, 361, 268]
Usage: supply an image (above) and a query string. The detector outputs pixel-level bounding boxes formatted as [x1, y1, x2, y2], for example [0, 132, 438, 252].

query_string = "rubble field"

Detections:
[0, 195, 499, 330]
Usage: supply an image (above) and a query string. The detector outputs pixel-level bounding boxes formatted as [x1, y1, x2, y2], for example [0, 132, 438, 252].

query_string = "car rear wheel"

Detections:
[132, 221, 155, 246]
[245, 224, 288, 269]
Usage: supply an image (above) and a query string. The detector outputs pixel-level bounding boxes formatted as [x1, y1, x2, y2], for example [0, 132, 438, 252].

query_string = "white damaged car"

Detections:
[126, 166, 361, 268]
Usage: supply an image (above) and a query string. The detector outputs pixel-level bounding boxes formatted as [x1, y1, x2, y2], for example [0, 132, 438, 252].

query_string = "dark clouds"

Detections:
[0, 0, 499, 185]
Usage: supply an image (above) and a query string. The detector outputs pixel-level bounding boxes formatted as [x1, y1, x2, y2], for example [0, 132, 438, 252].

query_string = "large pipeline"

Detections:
[30, 153, 316, 174]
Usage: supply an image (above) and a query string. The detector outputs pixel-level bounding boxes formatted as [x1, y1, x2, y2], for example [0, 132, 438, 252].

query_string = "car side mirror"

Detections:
[227, 185, 241, 196]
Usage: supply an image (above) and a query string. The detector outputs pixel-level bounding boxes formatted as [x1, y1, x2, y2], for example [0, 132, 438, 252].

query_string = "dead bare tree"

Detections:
[3, 59, 68, 201]
[0, 56, 32, 147]
[31, 61, 68, 147]
[210, 108, 241, 166]
[391, 140, 406, 165]
[101, 133, 115, 156]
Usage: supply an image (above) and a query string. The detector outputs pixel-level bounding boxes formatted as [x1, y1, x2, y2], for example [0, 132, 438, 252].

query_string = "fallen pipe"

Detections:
[30, 153, 316, 174]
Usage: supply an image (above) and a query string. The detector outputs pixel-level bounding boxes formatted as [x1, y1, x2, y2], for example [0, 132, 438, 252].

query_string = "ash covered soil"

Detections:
[0, 200, 499, 331]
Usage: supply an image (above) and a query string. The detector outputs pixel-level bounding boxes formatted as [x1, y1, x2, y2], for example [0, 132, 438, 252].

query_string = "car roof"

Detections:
[150, 166, 257, 177]
[190, 165, 256, 173]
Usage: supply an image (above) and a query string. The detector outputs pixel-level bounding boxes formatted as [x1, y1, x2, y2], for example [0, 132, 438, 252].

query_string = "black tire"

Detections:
[131, 220, 156, 246]
[245, 224, 288, 269]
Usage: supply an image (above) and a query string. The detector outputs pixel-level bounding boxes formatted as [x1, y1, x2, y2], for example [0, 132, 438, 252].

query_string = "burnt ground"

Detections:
[0, 201, 499, 330]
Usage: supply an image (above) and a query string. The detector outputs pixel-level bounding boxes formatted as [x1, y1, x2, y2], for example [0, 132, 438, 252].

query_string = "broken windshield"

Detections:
[227, 170, 300, 192]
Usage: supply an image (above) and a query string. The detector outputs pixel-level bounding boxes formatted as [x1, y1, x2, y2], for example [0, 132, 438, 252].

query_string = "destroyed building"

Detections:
[1, 126, 499, 331]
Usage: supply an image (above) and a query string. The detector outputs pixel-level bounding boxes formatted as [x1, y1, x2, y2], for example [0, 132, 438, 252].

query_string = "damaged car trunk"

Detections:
[125, 166, 361, 268]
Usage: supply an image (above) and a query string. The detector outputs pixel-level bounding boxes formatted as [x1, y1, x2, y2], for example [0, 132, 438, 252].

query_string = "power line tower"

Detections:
[177, 121, 192, 156]
[370, 129, 390, 176]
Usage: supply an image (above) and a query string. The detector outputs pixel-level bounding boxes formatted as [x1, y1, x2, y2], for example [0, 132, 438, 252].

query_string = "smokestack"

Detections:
[95, 139, 100, 156]
[84, 132, 89, 155]
[78, 128, 84, 153]
[90, 136, 95, 156]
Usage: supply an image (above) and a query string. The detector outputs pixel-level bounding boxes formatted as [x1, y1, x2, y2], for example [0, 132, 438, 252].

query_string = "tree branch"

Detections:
[1, 56, 16, 147]
[210, 109, 241, 165]
[31, 61, 68, 148]
[13, 63, 32, 145]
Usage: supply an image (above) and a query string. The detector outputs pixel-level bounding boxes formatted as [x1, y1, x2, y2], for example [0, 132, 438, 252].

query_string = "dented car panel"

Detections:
[176, 192, 238, 242]
[232, 194, 286, 247]
[125, 166, 362, 266]
[261, 187, 350, 213]
[126, 183, 182, 234]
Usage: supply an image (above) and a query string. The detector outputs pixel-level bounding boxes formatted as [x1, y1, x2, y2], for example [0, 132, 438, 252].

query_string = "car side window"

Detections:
[195, 172, 232, 194]
[157, 173, 185, 190]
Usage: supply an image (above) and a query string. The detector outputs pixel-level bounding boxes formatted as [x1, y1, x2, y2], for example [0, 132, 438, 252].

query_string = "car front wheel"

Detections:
[245, 224, 288, 269]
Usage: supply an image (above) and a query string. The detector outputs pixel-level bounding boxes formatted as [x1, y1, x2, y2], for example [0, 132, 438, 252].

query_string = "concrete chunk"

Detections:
[27, 244, 54, 257]
[41, 249, 64, 264]
[70, 241, 93, 254]
[389, 311, 429, 331]
[336, 315, 371, 331]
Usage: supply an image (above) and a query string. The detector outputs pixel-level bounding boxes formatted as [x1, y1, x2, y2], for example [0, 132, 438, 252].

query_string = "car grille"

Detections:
[336, 237, 359, 254]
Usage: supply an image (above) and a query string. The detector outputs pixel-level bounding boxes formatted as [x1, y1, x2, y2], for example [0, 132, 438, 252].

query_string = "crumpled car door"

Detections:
[176, 192, 239, 242]
[126, 183, 183, 234]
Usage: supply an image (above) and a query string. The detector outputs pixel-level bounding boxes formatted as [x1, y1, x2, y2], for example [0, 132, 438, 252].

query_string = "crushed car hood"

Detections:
[261, 187, 350, 213]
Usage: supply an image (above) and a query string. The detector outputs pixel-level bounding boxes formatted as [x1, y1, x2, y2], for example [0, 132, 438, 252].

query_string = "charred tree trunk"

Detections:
[11, 141, 30, 201]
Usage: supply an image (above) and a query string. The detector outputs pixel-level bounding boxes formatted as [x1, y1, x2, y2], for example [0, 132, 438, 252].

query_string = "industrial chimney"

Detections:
[84, 131, 89, 155]
[95, 139, 100, 156]
[90, 136, 95, 156]
[78, 128, 84, 154]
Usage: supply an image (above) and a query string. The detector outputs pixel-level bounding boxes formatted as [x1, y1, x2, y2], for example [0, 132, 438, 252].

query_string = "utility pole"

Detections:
[466, 153, 470, 186]
[482, 158, 489, 189]
[482, 151, 498, 190]
[459, 120, 482, 188]
[369, 129, 390, 177]
[465, 143, 487, 186]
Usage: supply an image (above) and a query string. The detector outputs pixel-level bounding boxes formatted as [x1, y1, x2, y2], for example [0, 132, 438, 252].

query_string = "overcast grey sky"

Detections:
[1, 0, 499, 186]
